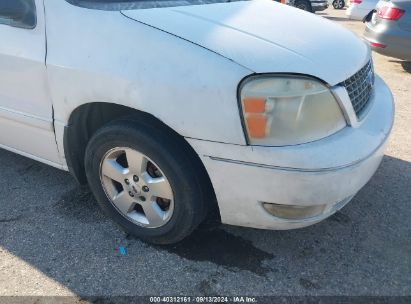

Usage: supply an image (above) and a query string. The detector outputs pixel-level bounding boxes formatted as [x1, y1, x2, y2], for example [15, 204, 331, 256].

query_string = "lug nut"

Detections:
[128, 191, 134, 197]
[133, 175, 139, 182]
[142, 186, 149, 192]
[139, 196, 146, 202]
[125, 179, 130, 185]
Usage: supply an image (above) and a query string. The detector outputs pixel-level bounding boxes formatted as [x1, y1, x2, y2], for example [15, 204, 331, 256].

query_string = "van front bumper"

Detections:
[187, 76, 394, 230]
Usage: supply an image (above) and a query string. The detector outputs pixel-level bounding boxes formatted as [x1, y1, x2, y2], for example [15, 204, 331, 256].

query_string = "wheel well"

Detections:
[64, 103, 131, 184]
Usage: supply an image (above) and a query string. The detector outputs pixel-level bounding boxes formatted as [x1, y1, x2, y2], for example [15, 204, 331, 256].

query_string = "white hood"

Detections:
[122, 0, 370, 85]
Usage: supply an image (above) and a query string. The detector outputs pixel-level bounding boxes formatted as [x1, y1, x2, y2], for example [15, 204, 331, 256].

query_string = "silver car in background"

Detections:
[364, 0, 411, 60]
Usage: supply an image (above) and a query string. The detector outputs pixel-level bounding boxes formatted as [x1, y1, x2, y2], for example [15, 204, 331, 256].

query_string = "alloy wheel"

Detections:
[100, 147, 174, 228]
[333, 0, 344, 9]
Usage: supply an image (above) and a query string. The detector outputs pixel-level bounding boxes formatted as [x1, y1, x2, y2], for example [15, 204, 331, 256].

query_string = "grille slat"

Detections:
[339, 60, 374, 117]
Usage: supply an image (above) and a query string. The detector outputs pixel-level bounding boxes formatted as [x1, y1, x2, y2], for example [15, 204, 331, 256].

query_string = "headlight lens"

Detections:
[240, 76, 346, 146]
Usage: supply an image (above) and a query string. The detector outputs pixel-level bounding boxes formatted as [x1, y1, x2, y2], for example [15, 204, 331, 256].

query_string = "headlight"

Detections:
[239, 76, 346, 146]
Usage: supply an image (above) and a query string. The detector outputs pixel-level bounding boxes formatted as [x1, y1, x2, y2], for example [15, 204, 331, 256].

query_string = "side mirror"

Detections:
[0, 0, 36, 29]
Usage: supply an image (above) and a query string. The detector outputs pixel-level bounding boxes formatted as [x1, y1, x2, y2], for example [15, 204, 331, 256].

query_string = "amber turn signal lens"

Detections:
[246, 115, 267, 138]
[243, 97, 266, 113]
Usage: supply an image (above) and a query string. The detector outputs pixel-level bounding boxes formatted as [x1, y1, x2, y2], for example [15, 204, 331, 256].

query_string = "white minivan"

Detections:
[0, 0, 394, 244]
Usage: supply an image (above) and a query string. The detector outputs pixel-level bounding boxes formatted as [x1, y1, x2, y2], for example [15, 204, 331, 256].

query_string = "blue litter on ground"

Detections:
[119, 246, 127, 256]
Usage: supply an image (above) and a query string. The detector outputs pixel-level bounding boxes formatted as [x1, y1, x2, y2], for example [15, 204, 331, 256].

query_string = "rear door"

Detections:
[0, 0, 61, 165]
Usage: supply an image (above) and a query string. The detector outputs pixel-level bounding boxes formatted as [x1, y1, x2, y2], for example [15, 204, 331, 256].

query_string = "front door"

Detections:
[0, 0, 60, 165]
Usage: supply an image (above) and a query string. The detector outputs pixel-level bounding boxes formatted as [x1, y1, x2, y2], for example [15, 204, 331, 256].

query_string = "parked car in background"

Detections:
[292, 0, 329, 11]
[347, 0, 379, 19]
[0, 0, 394, 244]
[329, 0, 346, 9]
[364, 0, 411, 60]
[276, 0, 329, 12]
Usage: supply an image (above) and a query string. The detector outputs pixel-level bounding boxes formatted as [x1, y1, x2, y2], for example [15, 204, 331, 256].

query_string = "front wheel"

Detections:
[333, 0, 345, 9]
[85, 118, 212, 244]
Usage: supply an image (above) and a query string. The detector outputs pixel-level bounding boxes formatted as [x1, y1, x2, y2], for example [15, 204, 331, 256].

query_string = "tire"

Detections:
[295, 0, 313, 12]
[332, 0, 345, 9]
[84, 118, 213, 244]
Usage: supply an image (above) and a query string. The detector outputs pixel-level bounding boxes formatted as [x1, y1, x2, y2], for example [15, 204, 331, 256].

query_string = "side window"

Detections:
[0, 0, 37, 29]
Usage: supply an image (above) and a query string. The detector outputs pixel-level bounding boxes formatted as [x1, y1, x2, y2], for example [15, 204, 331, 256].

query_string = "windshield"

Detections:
[65, 0, 246, 10]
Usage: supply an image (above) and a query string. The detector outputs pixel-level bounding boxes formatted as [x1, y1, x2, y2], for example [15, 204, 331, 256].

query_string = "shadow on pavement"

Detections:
[322, 16, 353, 22]
[0, 149, 410, 295]
[387, 60, 411, 74]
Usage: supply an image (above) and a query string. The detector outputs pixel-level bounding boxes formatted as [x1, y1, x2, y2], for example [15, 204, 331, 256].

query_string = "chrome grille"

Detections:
[340, 60, 374, 117]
